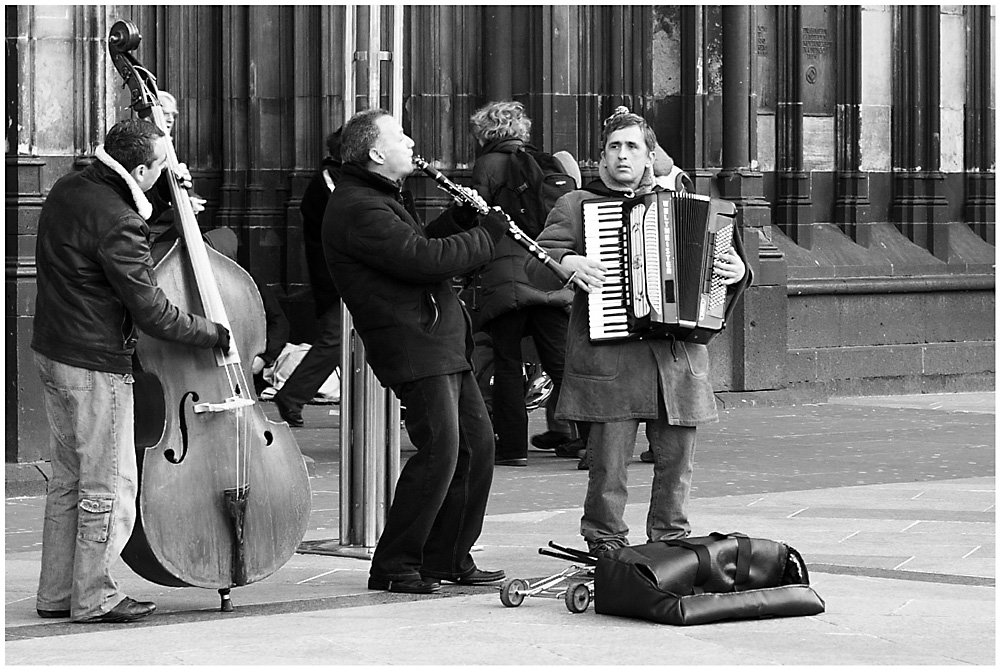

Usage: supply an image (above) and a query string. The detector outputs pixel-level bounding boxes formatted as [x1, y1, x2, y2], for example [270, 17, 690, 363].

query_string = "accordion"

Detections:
[582, 192, 751, 344]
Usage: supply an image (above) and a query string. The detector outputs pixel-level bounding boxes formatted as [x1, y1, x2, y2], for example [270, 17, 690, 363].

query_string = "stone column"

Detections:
[678, 6, 711, 191]
[963, 5, 995, 244]
[482, 6, 513, 101]
[834, 5, 873, 245]
[718, 6, 770, 230]
[774, 6, 814, 248]
[718, 6, 787, 394]
[892, 6, 950, 259]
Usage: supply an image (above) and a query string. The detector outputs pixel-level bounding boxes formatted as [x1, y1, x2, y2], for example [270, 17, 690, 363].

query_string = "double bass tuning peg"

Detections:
[108, 19, 142, 54]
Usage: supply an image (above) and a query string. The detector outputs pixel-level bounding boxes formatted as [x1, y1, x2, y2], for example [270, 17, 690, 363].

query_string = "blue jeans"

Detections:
[372, 370, 495, 581]
[34, 353, 136, 620]
[581, 415, 697, 547]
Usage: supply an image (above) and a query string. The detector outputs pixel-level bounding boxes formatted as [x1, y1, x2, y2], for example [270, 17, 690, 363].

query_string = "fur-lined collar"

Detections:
[95, 145, 154, 220]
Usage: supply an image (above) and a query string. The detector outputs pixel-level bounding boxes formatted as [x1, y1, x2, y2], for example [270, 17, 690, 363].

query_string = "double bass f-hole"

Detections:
[166, 391, 200, 464]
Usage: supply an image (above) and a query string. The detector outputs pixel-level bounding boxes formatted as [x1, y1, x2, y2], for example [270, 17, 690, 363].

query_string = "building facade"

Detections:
[6, 5, 995, 465]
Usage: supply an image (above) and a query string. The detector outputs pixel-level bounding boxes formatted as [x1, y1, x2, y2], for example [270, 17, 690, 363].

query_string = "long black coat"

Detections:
[324, 164, 508, 387]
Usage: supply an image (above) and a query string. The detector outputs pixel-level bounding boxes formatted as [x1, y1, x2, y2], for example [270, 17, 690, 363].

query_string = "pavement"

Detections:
[4, 391, 995, 665]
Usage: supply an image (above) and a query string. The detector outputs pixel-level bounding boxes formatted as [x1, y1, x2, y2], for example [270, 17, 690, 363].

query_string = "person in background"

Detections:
[145, 91, 287, 388]
[147, 90, 206, 242]
[468, 100, 575, 467]
[526, 107, 746, 556]
[273, 129, 344, 426]
[325, 109, 508, 594]
[31, 119, 230, 624]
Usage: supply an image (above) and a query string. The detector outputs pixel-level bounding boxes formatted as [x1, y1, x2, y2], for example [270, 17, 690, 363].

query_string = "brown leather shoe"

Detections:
[77, 597, 156, 624]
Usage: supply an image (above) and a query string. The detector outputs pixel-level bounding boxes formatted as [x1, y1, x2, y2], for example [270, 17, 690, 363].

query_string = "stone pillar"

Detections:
[718, 6, 770, 230]
[718, 6, 787, 394]
[964, 5, 995, 244]
[774, 6, 814, 248]
[834, 5, 873, 245]
[483, 7, 513, 102]
[678, 6, 711, 192]
[892, 6, 950, 259]
[408, 6, 481, 168]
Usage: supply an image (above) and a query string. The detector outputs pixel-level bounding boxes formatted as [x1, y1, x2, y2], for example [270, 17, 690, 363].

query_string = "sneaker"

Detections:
[639, 450, 654, 463]
[530, 431, 572, 450]
[576, 452, 588, 470]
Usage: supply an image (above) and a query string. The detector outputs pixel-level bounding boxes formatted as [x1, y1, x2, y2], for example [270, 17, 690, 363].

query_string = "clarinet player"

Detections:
[323, 109, 509, 594]
[526, 107, 746, 556]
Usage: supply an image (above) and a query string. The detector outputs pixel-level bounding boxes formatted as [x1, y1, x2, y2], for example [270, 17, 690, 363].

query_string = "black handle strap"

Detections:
[663, 539, 712, 587]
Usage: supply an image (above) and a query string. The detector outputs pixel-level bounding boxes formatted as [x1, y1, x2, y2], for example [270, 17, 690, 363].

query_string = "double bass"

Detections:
[108, 20, 311, 611]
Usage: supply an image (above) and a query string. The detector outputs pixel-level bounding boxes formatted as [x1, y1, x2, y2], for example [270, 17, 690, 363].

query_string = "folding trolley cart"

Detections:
[499, 541, 598, 613]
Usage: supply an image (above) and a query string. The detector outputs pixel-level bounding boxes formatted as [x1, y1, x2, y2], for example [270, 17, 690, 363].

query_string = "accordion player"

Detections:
[582, 191, 752, 344]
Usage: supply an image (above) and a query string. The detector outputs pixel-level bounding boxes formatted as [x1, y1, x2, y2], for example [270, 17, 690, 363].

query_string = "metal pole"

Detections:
[330, 3, 402, 559]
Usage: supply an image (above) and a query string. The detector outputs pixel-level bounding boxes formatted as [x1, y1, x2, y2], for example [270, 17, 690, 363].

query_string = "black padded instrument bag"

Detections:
[594, 532, 826, 625]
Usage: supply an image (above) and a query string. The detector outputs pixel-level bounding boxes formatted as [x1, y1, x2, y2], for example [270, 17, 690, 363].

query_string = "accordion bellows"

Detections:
[583, 192, 752, 344]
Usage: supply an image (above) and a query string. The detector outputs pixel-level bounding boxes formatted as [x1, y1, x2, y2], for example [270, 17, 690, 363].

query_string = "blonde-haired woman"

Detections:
[468, 101, 580, 467]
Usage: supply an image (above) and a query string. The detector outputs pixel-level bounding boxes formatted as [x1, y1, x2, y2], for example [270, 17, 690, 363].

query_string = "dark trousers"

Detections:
[276, 304, 342, 409]
[486, 306, 570, 460]
[371, 370, 495, 581]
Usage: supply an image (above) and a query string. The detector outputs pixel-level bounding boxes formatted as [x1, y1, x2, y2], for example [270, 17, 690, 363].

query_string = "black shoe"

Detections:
[495, 457, 527, 467]
[37, 608, 70, 619]
[554, 438, 586, 459]
[530, 431, 572, 450]
[367, 576, 441, 594]
[274, 394, 303, 427]
[639, 449, 654, 463]
[77, 597, 155, 624]
[577, 453, 589, 470]
[424, 568, 506, 586]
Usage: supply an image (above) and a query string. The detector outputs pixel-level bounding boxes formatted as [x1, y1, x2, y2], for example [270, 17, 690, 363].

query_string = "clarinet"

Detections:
[412, 156, 587, 291]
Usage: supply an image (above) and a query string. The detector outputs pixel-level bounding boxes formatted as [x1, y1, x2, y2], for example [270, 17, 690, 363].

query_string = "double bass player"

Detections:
[31, 119, 232, 623]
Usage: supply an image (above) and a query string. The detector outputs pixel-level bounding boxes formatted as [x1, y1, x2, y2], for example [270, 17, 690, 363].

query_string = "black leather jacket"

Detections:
[31, 154, 219, 374]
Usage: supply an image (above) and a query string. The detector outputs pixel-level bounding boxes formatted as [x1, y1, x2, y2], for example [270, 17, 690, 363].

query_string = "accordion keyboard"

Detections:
[582, 200, 629, 341]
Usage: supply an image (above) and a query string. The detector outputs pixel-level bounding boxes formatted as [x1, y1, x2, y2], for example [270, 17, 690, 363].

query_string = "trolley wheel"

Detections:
[500, 579, 528, 608]
[565, 582, 591, 613]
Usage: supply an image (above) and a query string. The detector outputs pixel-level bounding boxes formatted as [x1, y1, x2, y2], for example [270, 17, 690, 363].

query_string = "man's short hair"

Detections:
[601, 106, 657, 154]
[104, 119, 165, 172]
[470, 101, 532, 144]
[340, 109, 390, 165]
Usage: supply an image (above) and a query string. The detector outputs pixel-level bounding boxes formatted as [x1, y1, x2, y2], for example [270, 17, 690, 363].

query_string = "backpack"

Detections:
[495, 146, 576, 238]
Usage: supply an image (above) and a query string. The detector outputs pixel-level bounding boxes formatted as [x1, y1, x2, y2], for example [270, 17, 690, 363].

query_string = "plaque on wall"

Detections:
[756, 6, 776, 113]
[801, 5, 836, 115]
